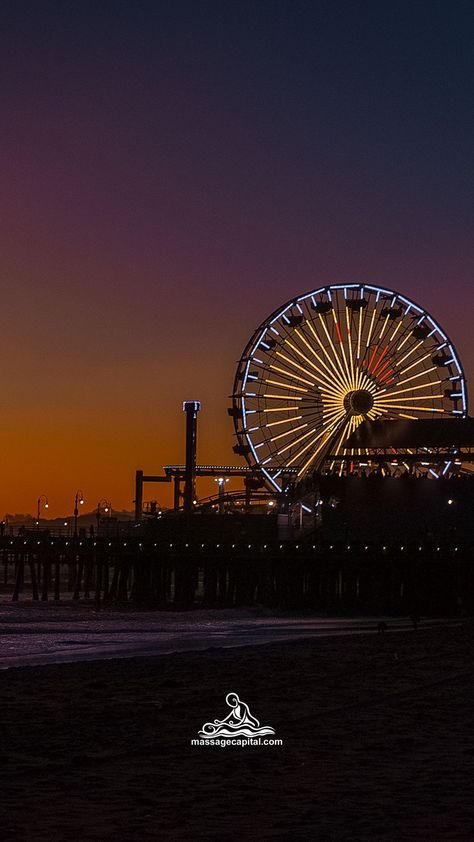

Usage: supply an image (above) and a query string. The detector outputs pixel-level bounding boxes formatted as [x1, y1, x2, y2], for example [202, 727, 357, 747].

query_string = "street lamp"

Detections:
[96, 498, 111, 536]
[214, 477, 229, 514]
[74, 490, 85, 538]
[37, 494, 49, 530]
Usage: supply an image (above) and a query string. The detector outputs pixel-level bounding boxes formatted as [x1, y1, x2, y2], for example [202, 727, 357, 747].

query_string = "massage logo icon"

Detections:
[198, 692, 276, 739]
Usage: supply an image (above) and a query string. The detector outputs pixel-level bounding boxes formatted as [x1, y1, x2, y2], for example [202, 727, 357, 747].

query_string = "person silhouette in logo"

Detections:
[218, 693, 260, 728]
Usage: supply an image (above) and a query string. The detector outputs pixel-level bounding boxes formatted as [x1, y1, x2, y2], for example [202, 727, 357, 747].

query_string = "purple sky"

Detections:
[0, 0, 472, 513]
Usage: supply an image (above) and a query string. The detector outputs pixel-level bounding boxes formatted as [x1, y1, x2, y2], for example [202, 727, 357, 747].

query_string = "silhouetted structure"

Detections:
[183, 400, 201, 514]
[3, 529, 474, 616]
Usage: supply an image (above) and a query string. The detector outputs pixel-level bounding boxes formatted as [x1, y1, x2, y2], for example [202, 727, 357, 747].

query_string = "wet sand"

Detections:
[2, 623, 474, 840]
[0, 602, 457, 668]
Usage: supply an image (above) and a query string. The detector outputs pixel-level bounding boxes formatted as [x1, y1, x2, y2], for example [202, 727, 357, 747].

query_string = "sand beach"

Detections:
[1, 616, 474, 841]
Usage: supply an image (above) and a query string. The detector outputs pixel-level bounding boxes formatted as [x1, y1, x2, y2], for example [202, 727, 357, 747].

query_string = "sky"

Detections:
[1, 0, 473, 516]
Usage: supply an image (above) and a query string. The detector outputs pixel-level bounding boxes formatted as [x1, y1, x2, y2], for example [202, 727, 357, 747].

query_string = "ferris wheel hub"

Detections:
[344, 389, 374, 416]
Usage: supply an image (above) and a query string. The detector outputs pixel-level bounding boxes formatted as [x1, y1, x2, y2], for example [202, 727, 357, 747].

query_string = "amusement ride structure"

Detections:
[231, 283, 468, 490]
[8, 282, 474, 611]
[136, 282, 473, 520]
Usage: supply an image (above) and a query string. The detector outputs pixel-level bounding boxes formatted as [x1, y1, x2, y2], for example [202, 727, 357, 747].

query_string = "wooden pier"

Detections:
[1, 533, 473, 615]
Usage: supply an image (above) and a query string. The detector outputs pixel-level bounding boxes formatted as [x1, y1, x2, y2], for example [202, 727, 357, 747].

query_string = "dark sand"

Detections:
[1, 624, 474, 841]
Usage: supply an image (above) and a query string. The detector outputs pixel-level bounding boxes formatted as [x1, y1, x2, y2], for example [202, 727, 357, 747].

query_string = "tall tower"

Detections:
[183, 401, 201, 514]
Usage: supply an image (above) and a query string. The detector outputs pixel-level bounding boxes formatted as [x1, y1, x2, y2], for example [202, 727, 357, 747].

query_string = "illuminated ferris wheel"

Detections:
[231, 283, 467, 491]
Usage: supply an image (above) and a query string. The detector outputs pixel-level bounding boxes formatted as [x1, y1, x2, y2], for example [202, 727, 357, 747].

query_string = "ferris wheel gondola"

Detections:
[231, 283, 467, 491]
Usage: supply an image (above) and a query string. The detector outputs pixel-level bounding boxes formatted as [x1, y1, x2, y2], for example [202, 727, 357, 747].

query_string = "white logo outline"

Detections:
[198, 692, 276, 739]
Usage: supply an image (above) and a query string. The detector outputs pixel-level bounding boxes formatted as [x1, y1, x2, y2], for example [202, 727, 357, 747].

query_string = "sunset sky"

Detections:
[1, 0, 473, 516]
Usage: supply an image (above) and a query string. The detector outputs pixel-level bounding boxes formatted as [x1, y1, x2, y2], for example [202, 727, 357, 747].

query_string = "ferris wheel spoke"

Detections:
[261, 405, 302, 414]
[357, 371, 379, 393]
[356, 306, 364, 361]
[301, 315, 348, 388]
[295, 323, 347, 389]
[389, 340, 433, 375]
[376, 393, 444, 404]
[265, 415, 303, 428]
[289, 413, 346, 470]
[327, 417, 353, 472]
[269, 422, 308, 443]
[302, 320, 353, 395]
[370, 344, 392, 377]
[364, 301, 379, 351]
[268, 363, 315, 388]
[375, 360, 395, 383]
[261, 393, 303, 401]
[396, 349, 432, 376]
[298, 432, 340, 476]
[360, 308, 413, 376]
[344, 306, 356, 384]
[283, 338, 342, 393]
[359, 294, 397, 368]
[377, 311, 391, 342]
[375, 402, 445, 413]
[323, 404, 349, 422]
[397, 330, 415, 352]
[331, 310, 353, 387]
[300, 412, 327, 429]
[276, 426, 320, 458]
[273, 354, 343, 403]
[372, 403, 419, 422]
[346, 414, 357, 444]
[313, 312, 352, 391]
[274, 349, 321, 382]
[375, 380, 442, 400]
[388, 313, 407, 343]
[391, 368, 453, 393]
[265, 379, 309, 393]
[323, 410, 348, 424]
[396, 339, 425, 369]
[393, 365, 438, 389]
[393, 319, 427, 356]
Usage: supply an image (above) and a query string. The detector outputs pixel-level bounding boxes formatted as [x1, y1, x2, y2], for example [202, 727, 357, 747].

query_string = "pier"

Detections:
[2, 533, 473, 615]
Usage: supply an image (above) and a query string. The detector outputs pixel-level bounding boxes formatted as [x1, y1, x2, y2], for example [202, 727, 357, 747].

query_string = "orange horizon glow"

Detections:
[0, 282, 472, 520]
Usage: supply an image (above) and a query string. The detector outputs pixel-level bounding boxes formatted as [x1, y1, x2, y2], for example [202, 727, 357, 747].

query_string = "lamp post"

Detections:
[36, 494, 49, 531]
[96, 499, 111, 537]
[74, 490, 84, 539]
[215, 477, 229, 515]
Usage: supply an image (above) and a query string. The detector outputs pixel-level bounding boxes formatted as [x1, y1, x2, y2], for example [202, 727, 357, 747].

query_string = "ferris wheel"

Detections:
[231, 283, 467, 491]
